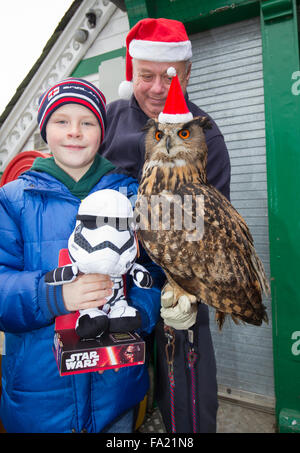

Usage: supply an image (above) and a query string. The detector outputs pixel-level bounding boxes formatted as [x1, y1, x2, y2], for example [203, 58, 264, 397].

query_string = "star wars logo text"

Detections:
[65, 351, 99, 370]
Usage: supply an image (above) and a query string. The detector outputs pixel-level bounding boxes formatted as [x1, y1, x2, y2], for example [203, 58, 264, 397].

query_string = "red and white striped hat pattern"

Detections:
[37, 78, 107, 143]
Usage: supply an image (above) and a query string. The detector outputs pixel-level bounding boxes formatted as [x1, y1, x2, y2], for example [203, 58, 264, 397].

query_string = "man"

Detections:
[101, 18, 231, 433]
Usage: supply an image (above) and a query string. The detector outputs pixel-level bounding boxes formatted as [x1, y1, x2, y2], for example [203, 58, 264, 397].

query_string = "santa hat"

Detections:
[158, 67, 193, 123]
[119, 18, 192, 99]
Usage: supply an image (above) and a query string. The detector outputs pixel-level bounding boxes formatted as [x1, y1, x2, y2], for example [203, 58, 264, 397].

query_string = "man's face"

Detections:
[132, 60, 191, 119]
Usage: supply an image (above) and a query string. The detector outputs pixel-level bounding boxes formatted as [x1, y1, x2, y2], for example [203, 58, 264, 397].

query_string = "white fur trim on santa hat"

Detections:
[158, 111, 194, 123]
[129, 39, 192, 62]
[118, 80, 133, 99]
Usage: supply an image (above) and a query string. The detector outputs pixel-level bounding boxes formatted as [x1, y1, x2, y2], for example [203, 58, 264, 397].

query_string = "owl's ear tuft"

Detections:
[182, 116, 212, 131]
[142, 118, 158, 132]
[197, 116, 212, 131]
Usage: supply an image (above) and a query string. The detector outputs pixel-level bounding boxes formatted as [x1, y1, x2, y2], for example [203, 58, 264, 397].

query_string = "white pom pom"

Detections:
[167, 67, 177, 77]
[118, 80, 133, 99]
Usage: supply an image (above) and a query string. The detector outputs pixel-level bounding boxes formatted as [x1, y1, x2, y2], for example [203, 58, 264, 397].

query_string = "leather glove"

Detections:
[160, 284, 197, 329]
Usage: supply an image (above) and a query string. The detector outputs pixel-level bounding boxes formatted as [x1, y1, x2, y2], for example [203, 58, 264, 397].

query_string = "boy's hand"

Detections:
[62, 273, 113, 312]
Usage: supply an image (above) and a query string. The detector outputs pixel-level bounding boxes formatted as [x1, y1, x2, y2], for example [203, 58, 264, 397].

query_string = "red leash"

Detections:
[187, 329, 198, 433]
[164, 325, 176, 433]
[164, 326, 198, 433]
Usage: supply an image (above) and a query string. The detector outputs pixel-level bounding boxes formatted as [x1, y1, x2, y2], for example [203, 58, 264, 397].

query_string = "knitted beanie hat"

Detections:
[38, 78, 107, 143]
[119, 18, 192, 99]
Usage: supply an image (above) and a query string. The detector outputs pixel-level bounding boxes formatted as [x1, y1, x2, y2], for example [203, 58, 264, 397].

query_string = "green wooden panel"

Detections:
[72, 48, 126, 78]
[260, 0, 300, 432]
[125, 0, 260, 31]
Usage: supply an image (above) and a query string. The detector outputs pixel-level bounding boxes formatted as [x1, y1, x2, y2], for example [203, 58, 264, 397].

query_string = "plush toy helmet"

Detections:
[68, 189, 138, 276]
[78, 188, 134, 219]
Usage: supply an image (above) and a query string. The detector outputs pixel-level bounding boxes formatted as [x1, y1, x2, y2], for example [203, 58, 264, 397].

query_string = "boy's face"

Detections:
[46, 104, 102, 180]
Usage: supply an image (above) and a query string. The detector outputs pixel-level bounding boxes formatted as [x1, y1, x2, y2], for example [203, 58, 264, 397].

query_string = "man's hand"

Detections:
[62, 273, 113, 312]
[161, 293, 198, 330]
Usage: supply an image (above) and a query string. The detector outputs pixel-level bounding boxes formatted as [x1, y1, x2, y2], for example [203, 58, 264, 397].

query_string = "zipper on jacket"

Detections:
[24, 185, 80, 203]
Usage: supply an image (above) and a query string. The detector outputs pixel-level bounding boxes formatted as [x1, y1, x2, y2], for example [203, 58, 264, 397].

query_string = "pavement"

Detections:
[138, 398, 277, 434]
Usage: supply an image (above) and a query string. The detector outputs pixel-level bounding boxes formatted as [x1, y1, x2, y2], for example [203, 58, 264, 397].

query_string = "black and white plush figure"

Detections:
[45, 189, 152, 339]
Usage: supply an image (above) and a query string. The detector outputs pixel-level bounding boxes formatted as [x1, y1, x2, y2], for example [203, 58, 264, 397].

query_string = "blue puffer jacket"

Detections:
[0, 170, 164, 433]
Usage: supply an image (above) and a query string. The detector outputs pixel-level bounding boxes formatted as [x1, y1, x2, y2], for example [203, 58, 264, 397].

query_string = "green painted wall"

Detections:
[72, 48, 126, 78]
[260, 0, 300, 433]
[124, 0, 260, 31]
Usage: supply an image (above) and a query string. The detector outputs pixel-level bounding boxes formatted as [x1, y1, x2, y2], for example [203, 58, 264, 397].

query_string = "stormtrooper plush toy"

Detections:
[45, 189, 152, 339]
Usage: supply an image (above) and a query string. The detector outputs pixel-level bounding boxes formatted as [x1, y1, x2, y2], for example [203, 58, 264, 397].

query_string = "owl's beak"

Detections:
[166, 135, 171, 153]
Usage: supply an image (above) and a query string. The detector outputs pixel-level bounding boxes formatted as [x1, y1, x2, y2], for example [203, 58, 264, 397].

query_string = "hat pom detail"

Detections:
[167, 67, 177, 77]
[118, 80, 133, 99]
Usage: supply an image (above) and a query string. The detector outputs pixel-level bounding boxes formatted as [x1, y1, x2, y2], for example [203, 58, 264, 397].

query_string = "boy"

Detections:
[0, 78, 164, 433]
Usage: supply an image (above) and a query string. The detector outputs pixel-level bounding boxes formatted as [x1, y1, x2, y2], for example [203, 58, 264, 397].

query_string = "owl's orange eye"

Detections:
[155, 130, 163, 141]
[178, 129, 190, 139]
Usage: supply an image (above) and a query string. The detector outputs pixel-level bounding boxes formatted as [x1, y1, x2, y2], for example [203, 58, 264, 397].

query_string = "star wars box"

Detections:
[53, 313, 145, 376]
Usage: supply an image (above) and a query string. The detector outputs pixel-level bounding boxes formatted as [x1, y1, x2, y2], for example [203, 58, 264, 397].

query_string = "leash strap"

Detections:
[188, 329, 198, 433]
[164, 325, 176, 433]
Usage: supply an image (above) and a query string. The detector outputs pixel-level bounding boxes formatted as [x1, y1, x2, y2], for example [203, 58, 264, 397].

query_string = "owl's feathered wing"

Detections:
[136, 180, 269, 329]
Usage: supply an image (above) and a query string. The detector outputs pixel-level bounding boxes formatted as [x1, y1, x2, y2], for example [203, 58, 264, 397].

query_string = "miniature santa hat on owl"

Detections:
[118, 18, 192, 99]
[158, 67, 193, 123]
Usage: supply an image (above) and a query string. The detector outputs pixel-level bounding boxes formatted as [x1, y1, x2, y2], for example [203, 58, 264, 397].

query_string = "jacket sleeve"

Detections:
[126, 247, 166, 335]
[206, 132, 231, 201]
[0, 186, 68, 333]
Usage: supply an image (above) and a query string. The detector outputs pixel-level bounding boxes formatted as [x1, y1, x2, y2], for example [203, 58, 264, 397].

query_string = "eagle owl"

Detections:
[135, 116, 269, 329]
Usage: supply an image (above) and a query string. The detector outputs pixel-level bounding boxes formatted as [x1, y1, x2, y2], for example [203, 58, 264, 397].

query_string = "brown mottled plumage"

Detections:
[135, 116, 269, 329]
